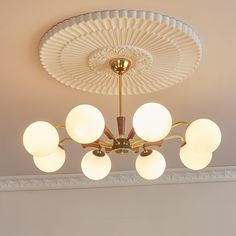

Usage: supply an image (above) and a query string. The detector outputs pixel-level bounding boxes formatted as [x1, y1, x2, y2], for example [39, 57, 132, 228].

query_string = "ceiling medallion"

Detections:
[23, 10, 221, 180]
[88, 46, 153, 80]
[39, 10, 202, 95]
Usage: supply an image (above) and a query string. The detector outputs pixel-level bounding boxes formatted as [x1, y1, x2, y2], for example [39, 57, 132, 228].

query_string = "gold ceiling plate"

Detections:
[110, 58, 131, 75]
[39, 10, 202, 95]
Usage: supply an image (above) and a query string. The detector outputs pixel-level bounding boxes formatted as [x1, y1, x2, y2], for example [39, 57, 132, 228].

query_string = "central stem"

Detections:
[117, 74, 125, 137]
[109, 58, 131, 137]
[118, 74, 123, 117]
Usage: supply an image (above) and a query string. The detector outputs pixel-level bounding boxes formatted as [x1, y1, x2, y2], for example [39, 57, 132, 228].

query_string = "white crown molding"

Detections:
[1, 166, 236, 192]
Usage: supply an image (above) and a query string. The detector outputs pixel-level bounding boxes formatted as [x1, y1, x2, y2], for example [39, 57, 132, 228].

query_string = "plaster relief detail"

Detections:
[1, 167, 235, 192]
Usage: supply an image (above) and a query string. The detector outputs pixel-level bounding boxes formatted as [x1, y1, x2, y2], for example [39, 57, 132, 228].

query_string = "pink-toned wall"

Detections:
[0, 182, 235, 236]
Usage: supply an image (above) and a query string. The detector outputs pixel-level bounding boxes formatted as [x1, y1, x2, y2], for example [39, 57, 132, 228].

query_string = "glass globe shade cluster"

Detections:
[33, 147, 66, 173]
[180, 119, 221, 170]
[23, 103, 221, 181]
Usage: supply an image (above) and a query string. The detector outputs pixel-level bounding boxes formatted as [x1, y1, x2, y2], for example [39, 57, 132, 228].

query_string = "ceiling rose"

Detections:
[40, 10, 202, 95]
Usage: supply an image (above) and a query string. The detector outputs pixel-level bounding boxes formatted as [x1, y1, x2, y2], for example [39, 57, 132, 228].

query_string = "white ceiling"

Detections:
[0, 0, 235, 176]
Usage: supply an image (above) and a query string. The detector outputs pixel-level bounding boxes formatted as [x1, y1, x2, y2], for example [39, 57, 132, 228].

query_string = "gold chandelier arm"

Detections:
[130, 138, 144, 148]
[59, 137, 73, 147]
[81, 139, 113, 152]
[131, 135, 185, 150]
[131, 139, 163, 149]
[163, 135, 185, 143]
[98, 140, 113, 148]
[143, 140, 163, 148]
[54, 124, 65, 129]
[172, 121, 189, 128]
[81, 142, 101, 149]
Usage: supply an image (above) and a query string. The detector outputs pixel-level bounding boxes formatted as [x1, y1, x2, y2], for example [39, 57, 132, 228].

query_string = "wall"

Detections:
[0, 182, 235, 236]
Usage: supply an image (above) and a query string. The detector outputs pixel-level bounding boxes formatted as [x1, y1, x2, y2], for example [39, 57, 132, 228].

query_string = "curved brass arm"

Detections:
[54, 124, 65, 129]
[172, 121, 189, 129]
[131, 134, 185, 150]
[98, 140, 113, 148]
[59, 137, 72, 145]
[130, 138, 144, 148]
[164, 135, 185, 143]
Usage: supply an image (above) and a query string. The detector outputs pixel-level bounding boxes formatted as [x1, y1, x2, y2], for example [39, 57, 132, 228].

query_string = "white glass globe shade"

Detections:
[81, 150, 111, 180]
[33, 146, 65, 173]
[66, 105, 105, 144]
[133, 103, 172, 142]
[180, 144, 212, 170]
[23, 121, 59, 157]
[135, 150, 166, 180]
[185, 119, 221, 153]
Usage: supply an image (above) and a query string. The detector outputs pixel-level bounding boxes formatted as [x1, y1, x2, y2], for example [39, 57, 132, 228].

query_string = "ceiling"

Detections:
[0, 0, 235, 176]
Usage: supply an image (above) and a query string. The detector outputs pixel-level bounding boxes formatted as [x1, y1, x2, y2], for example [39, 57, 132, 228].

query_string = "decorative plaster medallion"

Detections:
[88, 46, 153, 78]
[40, 10, 202, 95]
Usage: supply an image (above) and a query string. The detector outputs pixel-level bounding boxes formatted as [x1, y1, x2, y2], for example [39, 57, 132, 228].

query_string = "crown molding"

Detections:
[0, 166, 236, 192]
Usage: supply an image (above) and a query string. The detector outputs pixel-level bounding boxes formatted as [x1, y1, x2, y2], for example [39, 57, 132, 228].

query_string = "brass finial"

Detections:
[109, 58, 131, 75]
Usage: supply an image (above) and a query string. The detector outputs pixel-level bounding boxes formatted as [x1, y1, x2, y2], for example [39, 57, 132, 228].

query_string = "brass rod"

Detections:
[130, 138, 144, 147]
[109, 58, 130, 118]
[54, 124, 66, 129]
[164, 135, 185, 143]
[98, 140, 113, 148]
[81, 142, 101, 149]
[99, 140, 113, 146]
[172, 121, 189, 128]
[59, 137, 72, 145]
[118, 74, 123, 117]
[143, 140, 163, 148]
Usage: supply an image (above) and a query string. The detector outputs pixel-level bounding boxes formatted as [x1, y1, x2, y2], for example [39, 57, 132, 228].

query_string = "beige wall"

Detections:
[0, 182, 235, 236]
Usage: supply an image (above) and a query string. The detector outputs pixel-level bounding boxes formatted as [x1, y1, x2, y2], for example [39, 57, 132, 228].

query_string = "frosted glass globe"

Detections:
[81, 150, 111, 180]
[66, 105, 105, 144]
[33, 146, 65, 173]
[185, 119, 221, 153]
[180, 144, 212, 170]
[23, 121, 59, 157]
[133, 103, 172, 142]
[135, 150, 166, 180]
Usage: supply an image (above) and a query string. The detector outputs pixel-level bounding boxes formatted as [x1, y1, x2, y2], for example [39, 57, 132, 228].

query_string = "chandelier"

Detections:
[23, 10, 221, 180]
